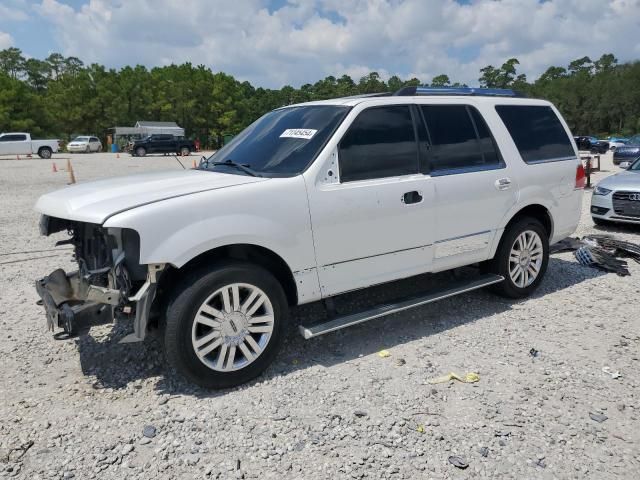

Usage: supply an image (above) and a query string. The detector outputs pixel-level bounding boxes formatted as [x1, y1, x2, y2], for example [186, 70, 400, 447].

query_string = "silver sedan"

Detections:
[591, 158, 640, 225]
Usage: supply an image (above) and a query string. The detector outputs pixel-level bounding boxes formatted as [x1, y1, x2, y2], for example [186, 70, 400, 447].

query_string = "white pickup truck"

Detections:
[0, 132, 60, 159]
[34, 87, 584, 389]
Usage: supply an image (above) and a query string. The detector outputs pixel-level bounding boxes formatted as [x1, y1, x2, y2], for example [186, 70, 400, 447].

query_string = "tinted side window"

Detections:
[421, 105, 500, 172]
[339, 106, 418, 182]
[0, 134, 27, 141]
[495, 105, 575, 163]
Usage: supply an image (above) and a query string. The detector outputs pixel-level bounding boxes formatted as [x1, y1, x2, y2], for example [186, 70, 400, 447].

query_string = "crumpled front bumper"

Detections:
[35, 268, 121, 334]
[35, 264, 165, 341]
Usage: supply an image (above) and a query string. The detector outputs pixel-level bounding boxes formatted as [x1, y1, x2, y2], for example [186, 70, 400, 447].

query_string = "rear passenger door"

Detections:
[419, 104, 517, 270]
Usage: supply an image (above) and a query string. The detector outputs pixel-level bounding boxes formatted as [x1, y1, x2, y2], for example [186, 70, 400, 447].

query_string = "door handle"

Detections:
[495, 178, 512, 191]
[402, 191, 423, 204]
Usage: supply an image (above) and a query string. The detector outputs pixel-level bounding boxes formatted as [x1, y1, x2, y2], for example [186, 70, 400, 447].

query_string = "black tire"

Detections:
[592, 216, 609, 227]
[180, 146, 190, 156]
[164, 261, 288, 389]
[38, 147, 52, 159]
[136, 147, 146, 157]
[488, 217, 549, 298]
[85, 145, 91, 153]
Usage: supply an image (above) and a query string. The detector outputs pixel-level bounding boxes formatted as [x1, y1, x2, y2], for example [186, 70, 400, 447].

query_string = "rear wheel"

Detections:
[38, 147, 52, 159]
[488, 217, 549, 298]
[180, 146, 190, 156]
[164, 261, 288, 389]
[136, 147, 146, 157]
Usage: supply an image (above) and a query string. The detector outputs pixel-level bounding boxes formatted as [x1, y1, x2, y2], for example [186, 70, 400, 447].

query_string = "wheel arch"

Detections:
[491, 203, 554, 258]
[161, 243, 298, 307]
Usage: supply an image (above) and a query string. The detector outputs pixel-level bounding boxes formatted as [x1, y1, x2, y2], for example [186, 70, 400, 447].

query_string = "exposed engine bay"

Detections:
[36, 215, 164, 340]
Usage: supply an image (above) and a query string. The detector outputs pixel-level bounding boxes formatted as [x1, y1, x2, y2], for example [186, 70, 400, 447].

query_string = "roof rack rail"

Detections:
[393, 86, 525, 97]
[341, 92, 393, 99]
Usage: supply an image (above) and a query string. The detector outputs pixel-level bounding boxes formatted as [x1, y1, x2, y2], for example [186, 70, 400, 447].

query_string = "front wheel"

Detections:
[488, 217, 549, 298]
[164, 262, 288, 389]
[136, 147, 146, 157]
[180, 146, 190, 156]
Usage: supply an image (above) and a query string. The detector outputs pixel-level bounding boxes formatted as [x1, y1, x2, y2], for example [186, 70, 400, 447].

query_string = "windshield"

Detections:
[628, 135, 640, 145]
[202, 105, 350, 177]
[73, 136, 90, 142]
[630, 159, 640, 171]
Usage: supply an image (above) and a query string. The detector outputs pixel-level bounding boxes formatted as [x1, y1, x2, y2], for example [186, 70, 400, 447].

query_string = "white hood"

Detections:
[35, 170, 266, 224]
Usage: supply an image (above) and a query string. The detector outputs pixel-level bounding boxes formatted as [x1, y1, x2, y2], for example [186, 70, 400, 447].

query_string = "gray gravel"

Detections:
[1, 152, 639, 479]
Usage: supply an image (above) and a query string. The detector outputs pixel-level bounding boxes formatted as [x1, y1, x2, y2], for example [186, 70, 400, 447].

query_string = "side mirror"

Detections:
[619, 161, 631, 169]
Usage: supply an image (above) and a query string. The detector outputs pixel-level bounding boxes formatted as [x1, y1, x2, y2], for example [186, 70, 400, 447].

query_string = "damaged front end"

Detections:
[36, 215, 164, 341]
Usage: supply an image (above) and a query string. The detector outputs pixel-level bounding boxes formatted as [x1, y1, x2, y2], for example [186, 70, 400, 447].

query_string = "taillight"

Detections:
[575, 163, 586, 189]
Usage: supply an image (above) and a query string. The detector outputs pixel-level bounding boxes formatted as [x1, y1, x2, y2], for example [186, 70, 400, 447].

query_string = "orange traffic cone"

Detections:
[116, 153, 120, 159]
[192, 159, 196, 168]
[66, 159, 76, 184]
[52, 162, 58, 173]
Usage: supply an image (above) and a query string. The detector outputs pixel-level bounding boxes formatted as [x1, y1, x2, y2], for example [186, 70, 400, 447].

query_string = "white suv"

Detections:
[34, 87, 584, 388]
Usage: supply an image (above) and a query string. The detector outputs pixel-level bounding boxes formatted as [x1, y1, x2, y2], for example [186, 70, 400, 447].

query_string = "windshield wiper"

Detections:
[211, 159, 261, 177]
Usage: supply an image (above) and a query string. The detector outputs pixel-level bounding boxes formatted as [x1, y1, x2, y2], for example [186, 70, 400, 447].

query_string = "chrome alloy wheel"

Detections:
[191, 283, 275, 372]
[508, 230, 544, 288]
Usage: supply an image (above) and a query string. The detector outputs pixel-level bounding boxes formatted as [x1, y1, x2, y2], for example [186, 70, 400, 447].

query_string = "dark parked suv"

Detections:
[131, 134, 195, 157]
[613, 134, 640, 165]
[574, 136, 609, 154]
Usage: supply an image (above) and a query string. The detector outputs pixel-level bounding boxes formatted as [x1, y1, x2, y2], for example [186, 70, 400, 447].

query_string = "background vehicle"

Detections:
[130, 134, 195, 157]
[34, 87, 583, 389]
[67, 136, 102, 153]
[613, 134, 640, 165]
[0, 132, 59, 159]
[607, 136, 628, 151]
[574, 135, 609, 154]
[591, 158, 640, 225]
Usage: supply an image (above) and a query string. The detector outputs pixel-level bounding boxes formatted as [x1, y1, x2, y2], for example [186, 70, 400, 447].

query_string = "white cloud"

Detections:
[0, 31, 14, 49]
[34, 0, 640, 88]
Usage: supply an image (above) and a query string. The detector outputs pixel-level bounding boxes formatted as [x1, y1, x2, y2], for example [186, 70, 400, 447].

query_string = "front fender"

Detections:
[102, 176, 316, 272]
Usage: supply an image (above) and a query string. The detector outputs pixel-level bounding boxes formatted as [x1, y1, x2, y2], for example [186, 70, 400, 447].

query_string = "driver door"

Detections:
[306, 104, 435, 297]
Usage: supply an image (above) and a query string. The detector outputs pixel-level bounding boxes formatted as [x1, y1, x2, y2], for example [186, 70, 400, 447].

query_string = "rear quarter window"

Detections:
[495, 105, 575, 164]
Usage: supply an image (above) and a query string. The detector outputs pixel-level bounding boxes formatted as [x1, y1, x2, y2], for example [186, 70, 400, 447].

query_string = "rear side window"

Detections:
[339, 106, 418, 182]
[495, 105, 575, 163]
[420, 105, 501, 173]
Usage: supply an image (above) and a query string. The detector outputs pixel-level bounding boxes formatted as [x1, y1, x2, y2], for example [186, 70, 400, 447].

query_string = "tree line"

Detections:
[1, 48, 639, 148]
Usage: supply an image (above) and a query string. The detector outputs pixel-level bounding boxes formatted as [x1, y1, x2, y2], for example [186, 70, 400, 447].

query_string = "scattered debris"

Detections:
[395, 358, 406, 366]
[552, 234, 640, 276]
[535, 457, 547, 468]
[478, 446, 489, 457]
[589, 412, 608, 423]
[529, 348, 539, 358]
[142, 425, 157, 438]
[448, 456, 469, 469]
[378, 350, 391, 358]
[428, 372, 480, 384]
[494, 430, 511, 437]
[353, 410, 368, 418]
[416, 424, 425, 433]
[602, 366, 622, 379]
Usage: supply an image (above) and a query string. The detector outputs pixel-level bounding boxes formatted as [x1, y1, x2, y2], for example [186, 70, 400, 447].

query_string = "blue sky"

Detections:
[1, 0, 639, 88]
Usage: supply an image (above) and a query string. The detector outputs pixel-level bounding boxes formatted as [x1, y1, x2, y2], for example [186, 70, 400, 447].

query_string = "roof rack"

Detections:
[393, 86, 525, 97]
[340, 92, 393, 99]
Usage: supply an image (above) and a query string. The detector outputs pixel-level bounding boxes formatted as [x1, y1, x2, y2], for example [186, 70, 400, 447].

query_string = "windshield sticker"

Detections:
[280, 129, 318, 140]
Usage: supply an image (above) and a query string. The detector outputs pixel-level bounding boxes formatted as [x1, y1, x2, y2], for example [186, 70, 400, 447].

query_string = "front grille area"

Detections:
[612, 191, 640, 218]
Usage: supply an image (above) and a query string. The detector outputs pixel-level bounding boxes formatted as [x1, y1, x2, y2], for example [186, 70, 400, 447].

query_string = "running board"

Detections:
[299, 273, 504, 339]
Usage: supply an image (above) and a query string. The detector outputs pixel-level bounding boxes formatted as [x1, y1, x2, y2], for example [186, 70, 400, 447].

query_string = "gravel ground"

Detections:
[1, 152, 639, 479]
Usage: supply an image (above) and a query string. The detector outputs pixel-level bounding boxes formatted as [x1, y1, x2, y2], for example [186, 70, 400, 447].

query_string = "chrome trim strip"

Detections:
[435, 230, 491, 244]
